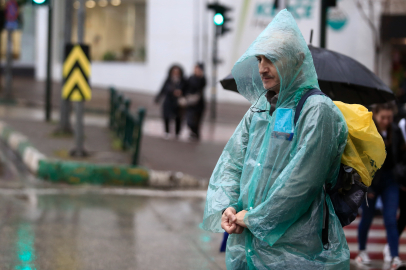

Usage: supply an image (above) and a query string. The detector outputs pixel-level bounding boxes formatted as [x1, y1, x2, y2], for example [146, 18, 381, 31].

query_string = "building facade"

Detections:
[15, 0, 406, 103]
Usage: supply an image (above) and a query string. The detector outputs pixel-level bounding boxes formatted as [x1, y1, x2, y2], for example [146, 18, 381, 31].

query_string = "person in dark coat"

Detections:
[356, 103, 403, 268]
[155, 65, 188, 139]
[186, 63, 206, 140]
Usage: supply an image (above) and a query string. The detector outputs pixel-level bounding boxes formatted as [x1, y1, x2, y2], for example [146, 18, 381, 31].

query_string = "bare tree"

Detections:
[354, 0, 382, 75]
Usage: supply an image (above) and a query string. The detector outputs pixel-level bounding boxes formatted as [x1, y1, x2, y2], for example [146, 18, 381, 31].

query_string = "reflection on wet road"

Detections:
[0, 140, 225, 270]
[0, 131, 393, 270]
[0, 194, 225, 270]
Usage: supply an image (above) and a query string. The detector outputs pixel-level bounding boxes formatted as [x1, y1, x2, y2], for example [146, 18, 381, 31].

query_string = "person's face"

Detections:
[256, 55, 280, 93]
[374, 109, 393, 131]
[171, 67, 181, 79]
[194, 66, 203, 77]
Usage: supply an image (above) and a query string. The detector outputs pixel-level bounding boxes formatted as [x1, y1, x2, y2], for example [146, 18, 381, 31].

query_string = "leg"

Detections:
[164, 118, 170, 134]
[194, 111, 203, 138]
[382, 179, 400, 257]
[175, 116, 182, 136]
[358, 196, 377, 251]
[398, 188, 406, 237]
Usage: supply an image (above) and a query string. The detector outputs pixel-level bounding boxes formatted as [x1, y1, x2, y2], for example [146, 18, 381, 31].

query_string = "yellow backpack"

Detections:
[334, 101, 386, 187]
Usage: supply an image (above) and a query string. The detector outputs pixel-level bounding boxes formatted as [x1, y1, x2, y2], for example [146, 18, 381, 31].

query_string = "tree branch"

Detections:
[354, 0, 381, 49]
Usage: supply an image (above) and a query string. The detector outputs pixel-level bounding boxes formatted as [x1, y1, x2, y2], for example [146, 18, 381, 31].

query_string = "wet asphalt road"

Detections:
[0, 141, 226, 270]
[0, 140, 386, 270]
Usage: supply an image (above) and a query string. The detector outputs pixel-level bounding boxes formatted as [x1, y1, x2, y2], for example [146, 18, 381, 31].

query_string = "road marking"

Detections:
[346, 217, 406, 260]
[0, 187, 207, 198]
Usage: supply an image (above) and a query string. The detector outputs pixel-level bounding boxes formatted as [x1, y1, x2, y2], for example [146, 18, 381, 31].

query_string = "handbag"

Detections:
[178, 94, 201, 107]
[178, 97, 188, 107]
[185, 93, 201, 106]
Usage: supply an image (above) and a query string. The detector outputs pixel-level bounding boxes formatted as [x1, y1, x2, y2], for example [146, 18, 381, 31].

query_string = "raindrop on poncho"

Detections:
[202, 10, 350, 269]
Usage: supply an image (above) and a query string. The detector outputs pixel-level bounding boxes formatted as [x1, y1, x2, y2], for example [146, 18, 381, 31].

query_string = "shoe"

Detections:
[391, 256, 403, 269]
[384, 244, 393, 262]
[355, 251, 371, 265]
[163, 133, 171, 140]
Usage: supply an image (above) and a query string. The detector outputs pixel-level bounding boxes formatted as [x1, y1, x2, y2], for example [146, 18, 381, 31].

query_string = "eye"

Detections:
[256, 56, 261, 63]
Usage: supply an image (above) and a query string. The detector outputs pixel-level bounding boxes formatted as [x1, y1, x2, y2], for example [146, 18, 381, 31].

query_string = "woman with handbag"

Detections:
[155, 65, 188, 139]
[185, 63, 206, 140]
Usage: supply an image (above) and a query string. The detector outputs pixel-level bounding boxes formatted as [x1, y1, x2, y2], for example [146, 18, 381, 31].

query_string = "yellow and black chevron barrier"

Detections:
[62, 44, 91, 101]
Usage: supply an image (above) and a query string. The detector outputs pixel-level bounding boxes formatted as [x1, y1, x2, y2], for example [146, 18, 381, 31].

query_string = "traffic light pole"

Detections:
[45, 0, 53, 121]
[210, 25, 220, 121]
[56, 0, 73, 134]
[320, 0, 327, 48]
[5, 28, 13, 100]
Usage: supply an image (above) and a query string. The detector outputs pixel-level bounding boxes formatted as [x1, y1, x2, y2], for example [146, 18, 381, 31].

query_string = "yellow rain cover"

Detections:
[333, 101, 386, 186]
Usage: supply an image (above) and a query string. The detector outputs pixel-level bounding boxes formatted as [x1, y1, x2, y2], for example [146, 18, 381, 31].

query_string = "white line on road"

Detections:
[0, 187, 208, 199]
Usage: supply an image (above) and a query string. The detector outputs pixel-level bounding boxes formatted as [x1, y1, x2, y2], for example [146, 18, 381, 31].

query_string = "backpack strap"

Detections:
[294, 89, 328, 126]
[294, 88, 330, 248]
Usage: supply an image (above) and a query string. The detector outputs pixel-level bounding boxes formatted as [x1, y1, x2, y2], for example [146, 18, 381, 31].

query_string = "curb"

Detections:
[0, 121, 206, 188]
[0, 121, 149, 186]
[0, 122, 46, 173]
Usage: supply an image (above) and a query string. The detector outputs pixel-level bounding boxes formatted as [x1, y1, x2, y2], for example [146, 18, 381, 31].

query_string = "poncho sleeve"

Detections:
[244, 97, 347, 246]
[201, 109, 253, 232]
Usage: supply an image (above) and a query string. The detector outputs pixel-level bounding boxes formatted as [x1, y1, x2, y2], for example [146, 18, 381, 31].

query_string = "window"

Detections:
[72, 0, 146, 62]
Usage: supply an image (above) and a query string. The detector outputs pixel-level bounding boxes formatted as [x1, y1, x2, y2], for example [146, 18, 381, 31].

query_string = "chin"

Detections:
[264, 84, 274, 90]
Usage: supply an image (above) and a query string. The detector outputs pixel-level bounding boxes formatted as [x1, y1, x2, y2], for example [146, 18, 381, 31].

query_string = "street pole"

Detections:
[45, 0, 53, 121]
[71, 0, 86, 156]
[57, 0, 73, 133]
[320, 0, 327, 48]
[4, 28, 12, 99]
[210, 25, 219, 121]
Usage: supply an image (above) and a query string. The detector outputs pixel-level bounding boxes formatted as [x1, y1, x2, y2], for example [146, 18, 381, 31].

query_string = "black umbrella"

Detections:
[220, 45, 394, 106]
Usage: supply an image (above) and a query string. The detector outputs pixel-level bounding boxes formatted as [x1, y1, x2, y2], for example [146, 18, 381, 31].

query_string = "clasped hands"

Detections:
[221, 207, 248, 234]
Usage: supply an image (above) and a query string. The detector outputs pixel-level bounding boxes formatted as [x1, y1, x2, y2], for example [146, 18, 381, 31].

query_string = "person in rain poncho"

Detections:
[201, 10, 350, 269]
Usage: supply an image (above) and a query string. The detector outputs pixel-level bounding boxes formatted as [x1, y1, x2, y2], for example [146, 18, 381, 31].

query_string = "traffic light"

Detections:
[31, 0, 49, 6]
[273, 0, 279, 9]
[325, 0, 337, 7]
[213, 13, 224, 26]
[207, 3, 232, 36]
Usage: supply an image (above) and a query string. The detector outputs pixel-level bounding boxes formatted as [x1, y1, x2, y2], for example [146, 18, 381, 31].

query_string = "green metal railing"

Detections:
[109, 87, 146, 166]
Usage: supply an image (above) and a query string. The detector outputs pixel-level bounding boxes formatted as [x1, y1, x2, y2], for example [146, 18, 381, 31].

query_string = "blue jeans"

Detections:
[358, 171, 399, 257]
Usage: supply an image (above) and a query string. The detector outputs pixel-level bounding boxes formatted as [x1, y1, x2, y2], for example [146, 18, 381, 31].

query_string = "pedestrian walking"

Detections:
[356, 103, 403, 268]
[201, 10, 350, 269]
[155, 65, 188, 139]
[186, 63, 206, 140]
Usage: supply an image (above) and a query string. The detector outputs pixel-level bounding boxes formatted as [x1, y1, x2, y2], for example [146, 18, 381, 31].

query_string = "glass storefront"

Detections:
[72, 0, 147, 62]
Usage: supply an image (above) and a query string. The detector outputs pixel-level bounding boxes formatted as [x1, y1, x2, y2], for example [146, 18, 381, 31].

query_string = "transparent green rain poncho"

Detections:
[202, 10, 350, 269]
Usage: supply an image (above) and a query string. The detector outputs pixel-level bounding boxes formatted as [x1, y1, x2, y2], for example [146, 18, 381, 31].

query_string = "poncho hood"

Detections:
[232, 9, 319, 109]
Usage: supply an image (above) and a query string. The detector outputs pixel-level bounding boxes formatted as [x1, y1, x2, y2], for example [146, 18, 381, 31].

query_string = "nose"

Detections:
[259, 61, 268, 75]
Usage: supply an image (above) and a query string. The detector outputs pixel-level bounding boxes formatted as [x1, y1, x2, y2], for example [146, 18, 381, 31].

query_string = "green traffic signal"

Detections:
[213, 13, 224, 26]
[207, 3, 232, 36]
[31, 0, 49, 5]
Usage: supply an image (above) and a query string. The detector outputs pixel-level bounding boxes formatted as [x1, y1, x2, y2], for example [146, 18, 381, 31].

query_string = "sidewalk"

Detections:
[6, 77, 249, 125]
[0, 77, 250, 180]
[0, 103, 247, 184]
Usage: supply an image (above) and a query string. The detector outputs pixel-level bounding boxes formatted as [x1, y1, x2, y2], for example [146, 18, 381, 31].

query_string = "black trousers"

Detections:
[164, 117, 182, 135]
[187, 107, 205, 138]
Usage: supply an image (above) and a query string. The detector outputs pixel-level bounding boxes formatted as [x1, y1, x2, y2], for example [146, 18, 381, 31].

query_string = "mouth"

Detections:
[261, 76, 274, 81]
